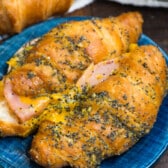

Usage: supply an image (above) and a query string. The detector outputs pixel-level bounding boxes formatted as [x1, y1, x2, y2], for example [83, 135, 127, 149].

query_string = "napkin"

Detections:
[110, 0, 168, 7]
[68, 0, 168, 12]
[68, 0, 95, 12]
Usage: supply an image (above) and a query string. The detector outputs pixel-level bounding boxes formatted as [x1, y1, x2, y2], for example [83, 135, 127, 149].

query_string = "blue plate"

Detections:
[0, 17, 168, 168]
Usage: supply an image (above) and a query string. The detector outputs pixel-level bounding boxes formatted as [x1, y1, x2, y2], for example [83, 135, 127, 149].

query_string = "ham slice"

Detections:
[77, 59, 119, 88]
[3, 78, 50, 123]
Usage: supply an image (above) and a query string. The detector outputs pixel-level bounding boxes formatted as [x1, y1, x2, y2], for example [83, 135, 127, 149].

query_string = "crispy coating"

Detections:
[0, 12, 143, 137]
[8, 12, 143, 96]
[30, 45, 167, 168]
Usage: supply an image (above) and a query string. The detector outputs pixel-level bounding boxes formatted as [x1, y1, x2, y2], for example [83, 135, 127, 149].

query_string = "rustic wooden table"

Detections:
[66, 1, 168, 168]
[0, 0, 167, 168]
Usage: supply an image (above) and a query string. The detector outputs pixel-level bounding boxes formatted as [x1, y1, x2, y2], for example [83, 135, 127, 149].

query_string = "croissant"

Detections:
[0, 12, 143, 137]
[30, 45, 167, 168]
[0, 0, 73, 34]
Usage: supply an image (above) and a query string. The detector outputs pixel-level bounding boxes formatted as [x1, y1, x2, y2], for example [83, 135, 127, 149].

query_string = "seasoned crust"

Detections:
[29, 45, 167, 167]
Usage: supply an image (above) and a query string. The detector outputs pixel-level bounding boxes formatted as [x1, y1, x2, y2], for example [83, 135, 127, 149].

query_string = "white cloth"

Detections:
[68, 0, 95, 13]
[111, 0, 168, 8]
[68, 0, 168, 13]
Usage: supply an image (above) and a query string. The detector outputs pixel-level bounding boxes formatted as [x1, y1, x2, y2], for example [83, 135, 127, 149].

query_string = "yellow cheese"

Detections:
[7, 56, 18, 68]
[129, 43, 138, 51]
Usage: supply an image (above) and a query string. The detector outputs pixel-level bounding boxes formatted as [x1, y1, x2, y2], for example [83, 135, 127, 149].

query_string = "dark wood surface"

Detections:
[67, 1, 168, 167]
[0, 0, 167, 168]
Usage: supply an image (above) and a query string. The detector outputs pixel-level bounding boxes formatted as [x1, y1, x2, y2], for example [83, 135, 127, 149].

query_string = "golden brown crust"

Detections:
[0, 12, 143, 138]
[8, 12, 143, 97]
[30, 116, 137, 168]
[0, 120, 29, 137]
[0, 0, 73, 34]
[116, 12, 143, 43]
[30, 121, 69, 168]
[92, 45, 167, 134]
[30, 45, 167, 167]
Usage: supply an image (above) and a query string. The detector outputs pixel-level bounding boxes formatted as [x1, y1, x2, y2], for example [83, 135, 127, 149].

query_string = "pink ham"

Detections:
[3, 58, 118, 123]
[3, 78, 50, 123]
[77, 59, 119, 88]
